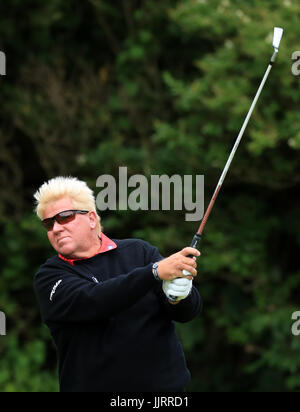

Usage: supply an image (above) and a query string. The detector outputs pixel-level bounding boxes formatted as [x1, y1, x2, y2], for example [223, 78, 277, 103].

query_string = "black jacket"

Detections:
[34, 238, 202, 392]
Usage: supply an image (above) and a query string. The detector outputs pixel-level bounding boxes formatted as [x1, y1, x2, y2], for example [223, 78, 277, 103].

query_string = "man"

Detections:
[34, 176, 202, 392]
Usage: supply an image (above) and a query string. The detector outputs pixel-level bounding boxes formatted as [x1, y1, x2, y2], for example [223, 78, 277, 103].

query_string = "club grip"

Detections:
[189, 233, 202, 251]
[168, 234, 202, 302]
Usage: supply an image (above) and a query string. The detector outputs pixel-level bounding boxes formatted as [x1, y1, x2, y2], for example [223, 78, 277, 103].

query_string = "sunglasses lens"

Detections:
[42, 210, 88, 231]
[56, 211, 76, 225]
[42, 211, 74, 231]
[42, 218, 54, 231]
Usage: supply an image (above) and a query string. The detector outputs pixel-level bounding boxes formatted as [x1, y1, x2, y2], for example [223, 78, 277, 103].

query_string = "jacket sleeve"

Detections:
[34, 263, 157, 324]
[155, 284, 203, 323]
[146, 245, 203, 323]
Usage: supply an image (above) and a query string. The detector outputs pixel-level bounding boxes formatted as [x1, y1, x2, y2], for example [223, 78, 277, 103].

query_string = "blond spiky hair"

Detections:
[34, 176, 101, 234]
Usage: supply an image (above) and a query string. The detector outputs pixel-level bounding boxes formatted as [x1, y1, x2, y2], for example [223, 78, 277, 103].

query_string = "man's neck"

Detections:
[58, 233, 117, 265]
[68, 236, 102, 260]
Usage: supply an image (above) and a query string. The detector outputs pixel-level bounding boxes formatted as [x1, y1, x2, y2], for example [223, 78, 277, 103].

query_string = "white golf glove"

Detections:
[162, 277, 193, 302]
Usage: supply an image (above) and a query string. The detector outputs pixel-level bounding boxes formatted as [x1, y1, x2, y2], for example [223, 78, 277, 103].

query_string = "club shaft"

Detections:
[197, 62, 273, 236]
[217, 64, 272, 188]
[169, 29, 283, 302]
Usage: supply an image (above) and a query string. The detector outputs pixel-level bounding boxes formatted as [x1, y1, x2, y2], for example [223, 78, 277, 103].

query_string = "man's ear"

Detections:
[88, 211, 98, 230]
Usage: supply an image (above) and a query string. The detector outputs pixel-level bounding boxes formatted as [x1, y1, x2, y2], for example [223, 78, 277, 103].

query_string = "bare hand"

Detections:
[157, 247, 200, 281]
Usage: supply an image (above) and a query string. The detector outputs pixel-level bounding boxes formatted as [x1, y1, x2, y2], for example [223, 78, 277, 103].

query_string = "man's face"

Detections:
[43, 197, 97, 258]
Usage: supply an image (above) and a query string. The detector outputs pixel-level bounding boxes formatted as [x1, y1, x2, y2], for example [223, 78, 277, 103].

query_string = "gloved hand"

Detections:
[162, 277, 193, 302]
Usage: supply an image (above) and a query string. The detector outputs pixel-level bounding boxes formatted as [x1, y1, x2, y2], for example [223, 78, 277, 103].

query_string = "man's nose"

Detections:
[52, 220, 64, 233]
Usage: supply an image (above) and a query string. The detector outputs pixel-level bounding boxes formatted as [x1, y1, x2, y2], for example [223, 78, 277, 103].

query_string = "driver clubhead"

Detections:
[273, 27, 283, 50]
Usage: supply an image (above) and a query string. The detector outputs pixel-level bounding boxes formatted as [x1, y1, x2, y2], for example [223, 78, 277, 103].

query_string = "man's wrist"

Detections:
[152, 262, 161, 282]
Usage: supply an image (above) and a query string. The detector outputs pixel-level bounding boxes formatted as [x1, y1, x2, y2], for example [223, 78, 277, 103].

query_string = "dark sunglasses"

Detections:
[42, 209, 89, 231]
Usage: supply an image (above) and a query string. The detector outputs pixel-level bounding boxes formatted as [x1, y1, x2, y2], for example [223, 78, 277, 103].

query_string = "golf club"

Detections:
[168, 27, 284, 301]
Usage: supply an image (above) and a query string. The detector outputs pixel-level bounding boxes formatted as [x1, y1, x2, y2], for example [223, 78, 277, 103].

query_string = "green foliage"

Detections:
[1, 0, 300, 392]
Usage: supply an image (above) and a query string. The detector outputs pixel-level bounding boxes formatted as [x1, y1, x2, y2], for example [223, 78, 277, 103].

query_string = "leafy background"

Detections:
[0, 0, 300, 392]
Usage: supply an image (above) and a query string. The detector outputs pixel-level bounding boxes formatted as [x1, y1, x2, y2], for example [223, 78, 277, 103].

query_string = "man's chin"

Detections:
[56, 241, 76, 258]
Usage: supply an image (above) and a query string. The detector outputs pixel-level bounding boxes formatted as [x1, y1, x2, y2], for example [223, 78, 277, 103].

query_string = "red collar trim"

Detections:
[58, 233, 117, 266]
